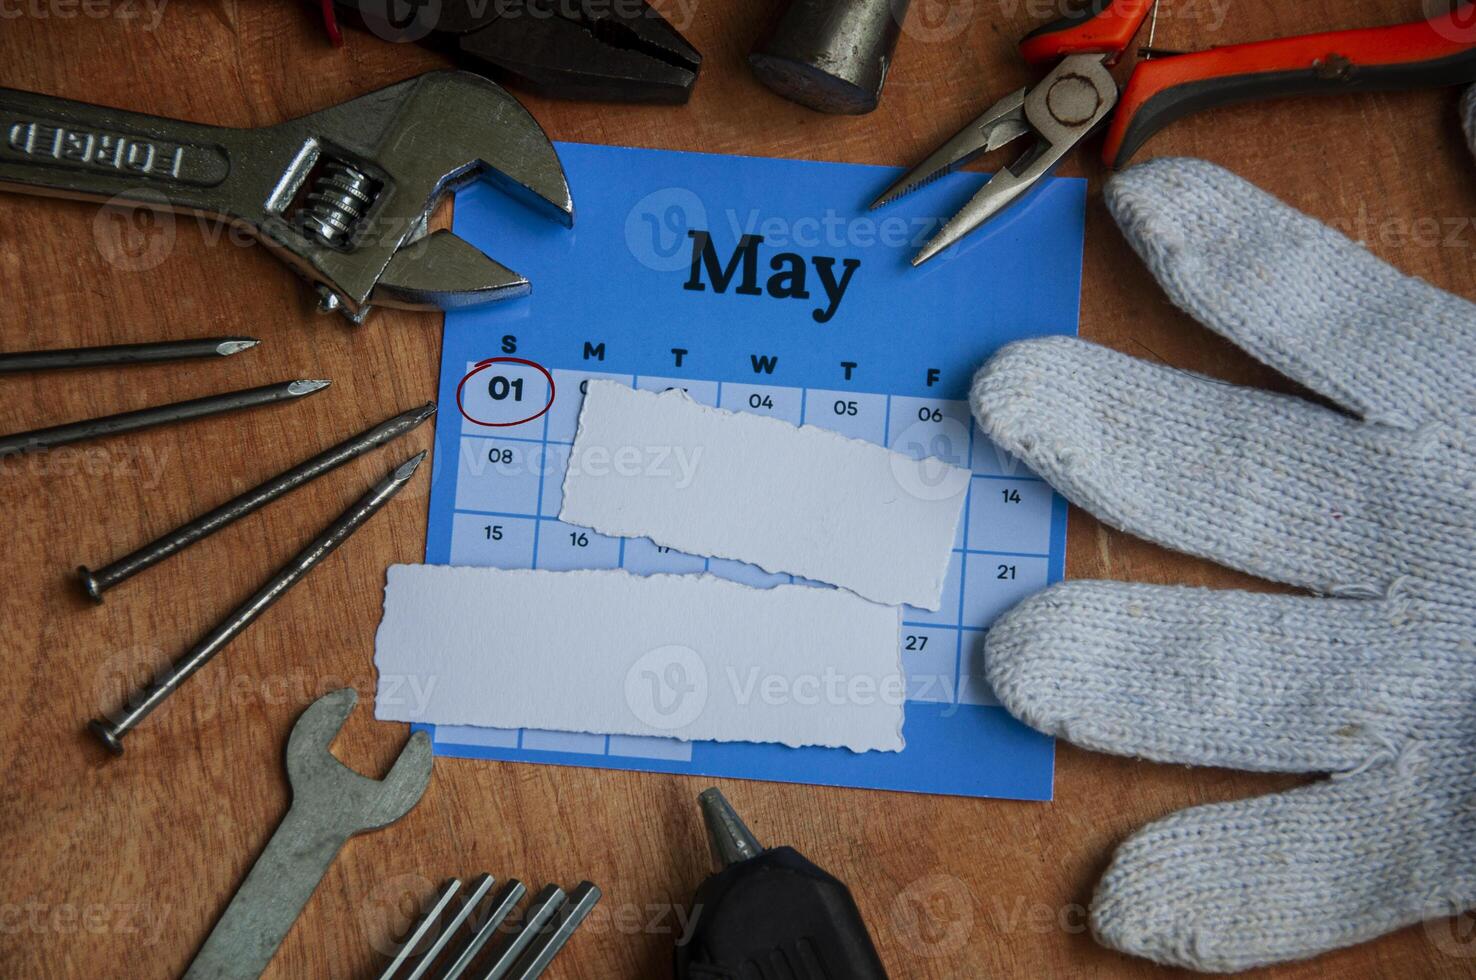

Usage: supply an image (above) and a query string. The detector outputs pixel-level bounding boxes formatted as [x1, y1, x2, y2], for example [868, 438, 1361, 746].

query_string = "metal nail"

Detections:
[79, 402, 435, 601]
[0, 337, 258, 373]
[87, 450, 426, 755]
[0, 378, 329, 455]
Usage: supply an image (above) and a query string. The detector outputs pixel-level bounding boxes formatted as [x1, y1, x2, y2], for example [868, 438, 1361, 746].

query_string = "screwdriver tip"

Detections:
[215, 338, 261, 356]
[288, 379, 333, 395]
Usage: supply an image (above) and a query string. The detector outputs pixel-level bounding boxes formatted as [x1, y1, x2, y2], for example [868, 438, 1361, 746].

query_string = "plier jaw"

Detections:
[887, 53, 1118, 267]
[868, 88, 1029, 211]
[324, 0, 702, 105]
[452, 0, 702, 105]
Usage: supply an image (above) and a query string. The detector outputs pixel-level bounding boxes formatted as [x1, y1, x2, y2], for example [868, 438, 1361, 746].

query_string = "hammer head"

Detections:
[268, 71, 574, 322]
[285, 688, 433, 833]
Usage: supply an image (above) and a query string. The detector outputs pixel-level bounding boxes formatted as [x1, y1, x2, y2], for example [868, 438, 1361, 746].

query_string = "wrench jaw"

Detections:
[271, 70, 573, 322]
[371, 230, 532, 312]
[284, 689, 435, 834]
[363, 730, 434, 830]
[284, 687, 360, 782]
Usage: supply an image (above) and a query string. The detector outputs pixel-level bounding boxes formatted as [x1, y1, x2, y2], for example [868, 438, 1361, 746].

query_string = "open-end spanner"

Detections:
[0, 71, 573, 322]
[184, 688, 434, 979]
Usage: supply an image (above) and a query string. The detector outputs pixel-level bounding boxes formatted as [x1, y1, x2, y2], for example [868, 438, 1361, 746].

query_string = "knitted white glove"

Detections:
[971, 156, 1476, 972]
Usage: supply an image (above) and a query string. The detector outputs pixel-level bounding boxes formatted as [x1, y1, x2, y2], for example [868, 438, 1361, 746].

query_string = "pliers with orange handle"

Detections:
[873, 1, 1476, 266]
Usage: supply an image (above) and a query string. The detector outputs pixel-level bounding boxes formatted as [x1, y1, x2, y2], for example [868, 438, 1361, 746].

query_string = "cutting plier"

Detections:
[874, 1, 1476, 265]
[321, 0, 702, 104]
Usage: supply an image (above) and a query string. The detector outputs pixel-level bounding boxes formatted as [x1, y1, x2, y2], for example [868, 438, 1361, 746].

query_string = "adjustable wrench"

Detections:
[0, 71, 573, 322]
[184, 688, 434, 979]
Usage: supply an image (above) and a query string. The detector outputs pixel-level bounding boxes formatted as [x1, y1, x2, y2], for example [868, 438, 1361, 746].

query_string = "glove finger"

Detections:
[1091, 751, 1476, 972]
[1105, 157, 1476, 429]
[984, 579, 1476, 773]
[971, 337, 1453, 593]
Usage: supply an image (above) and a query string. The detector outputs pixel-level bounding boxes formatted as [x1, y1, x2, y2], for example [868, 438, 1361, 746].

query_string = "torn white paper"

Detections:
[374, 565, 905, 753]
[559, 381, 969, 610]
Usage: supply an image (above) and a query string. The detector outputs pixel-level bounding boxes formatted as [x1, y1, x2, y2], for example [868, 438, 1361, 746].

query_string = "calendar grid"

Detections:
[441, 368, 1061, 763]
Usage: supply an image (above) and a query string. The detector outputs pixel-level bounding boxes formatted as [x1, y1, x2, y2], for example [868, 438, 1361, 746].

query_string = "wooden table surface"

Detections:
[3, 1, 1474, 977]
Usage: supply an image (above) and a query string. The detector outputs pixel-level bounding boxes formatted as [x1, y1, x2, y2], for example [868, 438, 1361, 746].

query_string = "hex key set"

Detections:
[375, 875, 601, 980]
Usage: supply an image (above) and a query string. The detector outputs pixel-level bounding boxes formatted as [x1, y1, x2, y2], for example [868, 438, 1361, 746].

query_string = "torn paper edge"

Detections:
[558, 381, 968, 610]
[374, 565, 905, 753]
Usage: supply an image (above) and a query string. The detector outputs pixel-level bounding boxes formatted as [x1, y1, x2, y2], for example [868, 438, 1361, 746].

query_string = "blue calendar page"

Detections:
[418, 143, 1083, 801]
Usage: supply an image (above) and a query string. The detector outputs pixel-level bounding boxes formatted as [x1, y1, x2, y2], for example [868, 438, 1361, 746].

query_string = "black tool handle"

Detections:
[674, 847, 888, 980]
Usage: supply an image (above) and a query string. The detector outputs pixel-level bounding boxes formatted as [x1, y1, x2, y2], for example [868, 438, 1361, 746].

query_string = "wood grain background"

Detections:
[2, 1, 1474, 977]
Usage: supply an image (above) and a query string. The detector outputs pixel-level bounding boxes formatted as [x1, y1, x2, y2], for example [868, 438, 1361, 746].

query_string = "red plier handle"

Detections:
[1020, 1, 1476, 169]
[1019, 0, 1156, 64]
[1107, 7, 1476, 167]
